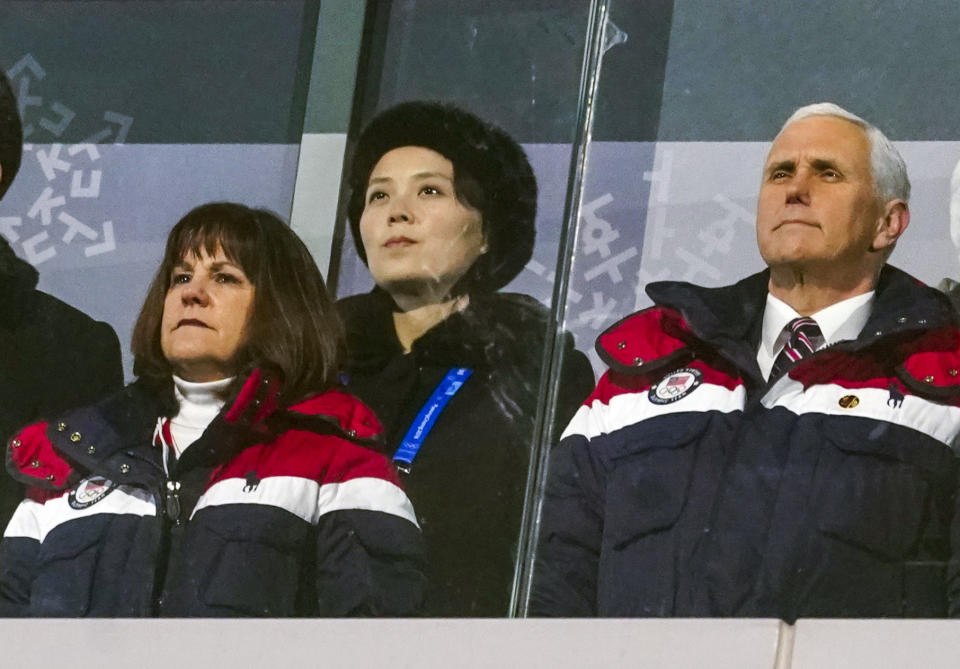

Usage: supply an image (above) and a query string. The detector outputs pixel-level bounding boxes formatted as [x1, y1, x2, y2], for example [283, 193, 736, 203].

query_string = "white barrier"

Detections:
[4, 618, 955, 668]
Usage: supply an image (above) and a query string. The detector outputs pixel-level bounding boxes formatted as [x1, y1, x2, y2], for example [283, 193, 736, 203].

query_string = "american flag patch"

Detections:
[649, 367, 703, 405]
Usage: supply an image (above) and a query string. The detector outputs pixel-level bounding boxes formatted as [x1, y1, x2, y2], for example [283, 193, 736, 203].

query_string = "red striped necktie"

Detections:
[769, 316, 823, 381]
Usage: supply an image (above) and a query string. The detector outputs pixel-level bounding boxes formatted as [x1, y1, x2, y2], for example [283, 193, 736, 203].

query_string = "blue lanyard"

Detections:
[393, 367, 473, 474]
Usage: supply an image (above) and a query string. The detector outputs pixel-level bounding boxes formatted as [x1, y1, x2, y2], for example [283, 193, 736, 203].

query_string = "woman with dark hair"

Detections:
[0, 202, 425, 617]
[339, 101, 594, 616]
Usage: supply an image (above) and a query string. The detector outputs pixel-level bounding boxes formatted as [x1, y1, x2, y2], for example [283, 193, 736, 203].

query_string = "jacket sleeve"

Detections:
[553, 342, 596, 435]
[0, 418, 78, 617]
[530, 375, 612, 616]
[948, 459, 960, 616]
[312, 446, 427, 616]
[0, 493, 46, 616]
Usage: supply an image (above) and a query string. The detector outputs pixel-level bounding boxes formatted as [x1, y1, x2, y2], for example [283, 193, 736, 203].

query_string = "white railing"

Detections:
[0, 618, 957, 668]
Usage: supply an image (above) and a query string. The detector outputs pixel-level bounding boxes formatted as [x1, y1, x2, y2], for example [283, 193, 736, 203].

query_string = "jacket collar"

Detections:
[340, 288, 548, 372]
[855, 265, 956, 347]
[644, 270, 768, 381]
[646, 265, 954, 352]
[599, 265, 956, 386]
[9, 369, 381, 492]
[647, 270, 768, 352]
[340, 287, 487, 369]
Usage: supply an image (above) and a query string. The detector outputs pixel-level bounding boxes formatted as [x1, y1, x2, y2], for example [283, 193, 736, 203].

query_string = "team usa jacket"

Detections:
[531, 266, 960, 621]
[0, 370, 426, 616]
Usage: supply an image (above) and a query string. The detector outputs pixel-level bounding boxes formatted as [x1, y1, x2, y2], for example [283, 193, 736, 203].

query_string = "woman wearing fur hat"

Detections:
[339, 101, 594, 616]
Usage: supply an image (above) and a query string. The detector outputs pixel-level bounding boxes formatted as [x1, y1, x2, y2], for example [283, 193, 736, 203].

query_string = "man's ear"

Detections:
[871, 199, 910, 252]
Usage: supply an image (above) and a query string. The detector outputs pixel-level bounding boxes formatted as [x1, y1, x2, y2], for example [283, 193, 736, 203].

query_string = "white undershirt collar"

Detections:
[168, 375, 233, 458]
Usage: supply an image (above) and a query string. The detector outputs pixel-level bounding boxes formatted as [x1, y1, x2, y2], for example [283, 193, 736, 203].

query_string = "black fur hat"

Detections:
[0, 68, 22, 199]
[347, 101, 537, 294]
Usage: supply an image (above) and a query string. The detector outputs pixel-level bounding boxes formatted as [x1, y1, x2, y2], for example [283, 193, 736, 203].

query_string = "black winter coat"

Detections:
[0, 238, 122, 528]
[339, 289, 594, 616]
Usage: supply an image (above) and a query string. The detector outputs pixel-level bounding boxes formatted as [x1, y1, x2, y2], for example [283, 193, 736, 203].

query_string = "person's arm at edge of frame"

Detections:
[0, 419, 72, 617]
[947, 436, 960, 616]
[0, 488, 43, 616]
[0, 319, 120, 616]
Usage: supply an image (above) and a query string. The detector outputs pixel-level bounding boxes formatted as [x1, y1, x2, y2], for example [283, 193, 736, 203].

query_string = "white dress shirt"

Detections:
[757, 291, 875, 380]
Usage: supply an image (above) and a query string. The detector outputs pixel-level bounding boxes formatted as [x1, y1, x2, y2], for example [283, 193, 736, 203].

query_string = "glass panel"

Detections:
[0, 0, 320, 379]
[529, 0, 960, 618]
[332, 0, 596, 616]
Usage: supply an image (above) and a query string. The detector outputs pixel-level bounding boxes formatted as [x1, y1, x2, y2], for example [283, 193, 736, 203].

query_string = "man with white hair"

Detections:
[532, 103, 960, 620]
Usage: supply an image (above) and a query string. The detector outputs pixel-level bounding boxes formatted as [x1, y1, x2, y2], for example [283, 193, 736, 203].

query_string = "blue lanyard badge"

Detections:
[394, 367, 473, 474]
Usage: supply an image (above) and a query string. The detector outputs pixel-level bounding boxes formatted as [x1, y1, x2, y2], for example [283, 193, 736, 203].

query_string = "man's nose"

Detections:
[786, 171, 812, 204]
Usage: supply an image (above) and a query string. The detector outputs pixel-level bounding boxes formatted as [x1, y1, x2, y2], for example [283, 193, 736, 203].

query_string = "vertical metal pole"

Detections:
[510, 0, 612, 617]
[325, 0, 391, 297]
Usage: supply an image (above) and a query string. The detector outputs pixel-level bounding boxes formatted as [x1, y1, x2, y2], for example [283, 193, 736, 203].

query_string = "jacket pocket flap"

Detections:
[37, 526, 102, 562]
[828, 429, 954, 478]
[816, 433, 941, 560]
[604, 414, 707, 463]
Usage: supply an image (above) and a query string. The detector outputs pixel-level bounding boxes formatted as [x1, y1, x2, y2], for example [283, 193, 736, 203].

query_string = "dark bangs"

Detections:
[162, 204, 263, 286]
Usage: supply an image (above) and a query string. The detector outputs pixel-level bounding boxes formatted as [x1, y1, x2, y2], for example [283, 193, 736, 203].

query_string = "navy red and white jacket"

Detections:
[0, 370, 426, 616]
[531, 266, 960, 621]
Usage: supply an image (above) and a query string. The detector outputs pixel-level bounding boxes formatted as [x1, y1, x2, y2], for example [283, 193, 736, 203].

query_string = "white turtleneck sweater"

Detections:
[168, 375, 233, 458]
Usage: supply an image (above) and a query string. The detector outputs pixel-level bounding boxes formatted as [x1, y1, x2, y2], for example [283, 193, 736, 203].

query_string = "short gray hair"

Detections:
[778, 102, 910, 204]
